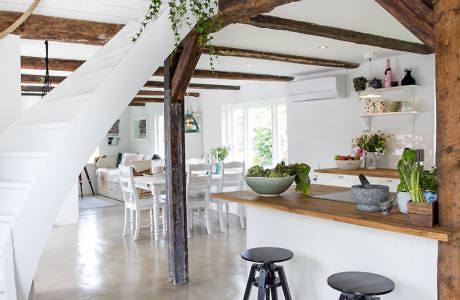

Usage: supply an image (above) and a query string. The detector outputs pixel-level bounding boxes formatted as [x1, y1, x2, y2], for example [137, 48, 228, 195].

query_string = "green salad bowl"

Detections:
[244, 176, 296, 196]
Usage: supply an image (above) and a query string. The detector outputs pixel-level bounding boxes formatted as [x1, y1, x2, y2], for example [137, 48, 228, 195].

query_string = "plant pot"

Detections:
[407, 201, 438, 227]
[397, 192, 411, 214]
[365, 152, 377, 170]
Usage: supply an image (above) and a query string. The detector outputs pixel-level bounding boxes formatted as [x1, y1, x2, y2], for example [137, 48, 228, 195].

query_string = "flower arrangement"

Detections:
[210, 146, 230, 162]
[352, 130, 391, 155]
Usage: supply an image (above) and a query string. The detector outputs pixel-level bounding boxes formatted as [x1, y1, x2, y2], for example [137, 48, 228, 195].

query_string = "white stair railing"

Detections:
[0, 6, 194, 299]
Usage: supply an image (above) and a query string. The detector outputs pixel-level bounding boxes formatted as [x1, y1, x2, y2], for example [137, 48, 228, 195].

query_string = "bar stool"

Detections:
[242, 247, 293, 300]
[327, 271, 395, 300]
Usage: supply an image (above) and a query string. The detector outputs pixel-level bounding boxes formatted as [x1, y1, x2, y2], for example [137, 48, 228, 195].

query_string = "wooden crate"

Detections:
[407, 201, 438, 227]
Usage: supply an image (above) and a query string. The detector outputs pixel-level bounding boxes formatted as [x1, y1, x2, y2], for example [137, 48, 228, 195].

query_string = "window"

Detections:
[154, 113, 165, 158]
[222, 100, 288, 168]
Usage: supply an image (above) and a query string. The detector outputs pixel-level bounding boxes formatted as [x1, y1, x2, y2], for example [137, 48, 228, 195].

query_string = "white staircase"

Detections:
[0, 7, 193, 299]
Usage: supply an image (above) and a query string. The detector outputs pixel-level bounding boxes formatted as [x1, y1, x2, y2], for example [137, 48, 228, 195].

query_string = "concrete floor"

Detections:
[35, 205, 248, 300]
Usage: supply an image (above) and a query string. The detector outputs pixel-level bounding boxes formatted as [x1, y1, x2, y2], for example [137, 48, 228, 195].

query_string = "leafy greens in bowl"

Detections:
[245, 161, 311, 195]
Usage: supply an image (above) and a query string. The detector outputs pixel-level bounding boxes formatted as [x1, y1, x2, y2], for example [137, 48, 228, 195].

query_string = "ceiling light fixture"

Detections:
[360, 52, 382, 100]
[319, 45, 328, 50]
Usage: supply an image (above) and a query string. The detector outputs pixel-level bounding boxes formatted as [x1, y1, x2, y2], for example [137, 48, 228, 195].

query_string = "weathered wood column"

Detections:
[164, 32, 202, 285]
[434, 0, 460, 298]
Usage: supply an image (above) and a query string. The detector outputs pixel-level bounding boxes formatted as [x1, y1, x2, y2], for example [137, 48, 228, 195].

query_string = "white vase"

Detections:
[365, 152, 377, 169]
[397, 192, 411, 214]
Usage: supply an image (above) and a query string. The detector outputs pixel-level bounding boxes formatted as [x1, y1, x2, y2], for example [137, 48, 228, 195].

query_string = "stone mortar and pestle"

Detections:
[351, 174, 391, 213]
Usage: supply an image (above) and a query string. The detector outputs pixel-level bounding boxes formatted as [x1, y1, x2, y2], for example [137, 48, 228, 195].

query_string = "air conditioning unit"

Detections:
[287, 75, 348, 102]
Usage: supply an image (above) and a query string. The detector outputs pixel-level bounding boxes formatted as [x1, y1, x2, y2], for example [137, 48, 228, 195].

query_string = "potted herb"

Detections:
[396, 149, 416, 214]
[421, 168, 438, 202]
[399, 159, 438, 227]
[210, 146, 230, 174]
[352, 130, 391, 169]
[353, 77, 368, 92]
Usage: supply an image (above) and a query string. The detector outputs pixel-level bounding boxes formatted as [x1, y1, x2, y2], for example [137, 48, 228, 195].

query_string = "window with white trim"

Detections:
[222, 100, 288, 168]
[154, 113, 165, 158]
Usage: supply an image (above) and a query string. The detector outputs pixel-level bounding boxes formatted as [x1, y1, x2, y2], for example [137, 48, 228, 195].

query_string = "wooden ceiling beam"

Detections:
[21, 74, 65, 84]
[21, 74, 240, 91]
[203, 46, 359, 68]
[375, 0, 434, 50]
[21, 56, 84, 72]
[22, 85, 53, 92]
[129, 102, 146, 107]
[131, 97, 164, 103]
[153, 67, 293, 81]
[246, 15, 433, 54]
[137, 90, 199, 97]
[20, 56, 292, 81]
[0, 11, 123, 45]
[145, 80, 240, 90]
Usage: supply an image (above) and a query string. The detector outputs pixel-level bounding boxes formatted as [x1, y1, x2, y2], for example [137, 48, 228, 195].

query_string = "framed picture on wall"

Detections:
[108, 120, 120, 136]
[132, 117, 148, 141]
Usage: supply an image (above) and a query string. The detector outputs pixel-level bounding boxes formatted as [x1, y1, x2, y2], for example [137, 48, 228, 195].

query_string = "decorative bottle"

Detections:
[384, 59, 393, 88]
[401, 68, 416, 86]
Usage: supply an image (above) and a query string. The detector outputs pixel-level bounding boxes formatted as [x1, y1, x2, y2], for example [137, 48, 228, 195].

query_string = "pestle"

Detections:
[359, 174, 372, 189]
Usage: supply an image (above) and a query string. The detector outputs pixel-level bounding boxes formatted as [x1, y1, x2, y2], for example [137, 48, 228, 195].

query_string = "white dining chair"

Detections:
[186, 163, 212, 238]
[119, 164, 155, 241]
[216, 161, 246, 232]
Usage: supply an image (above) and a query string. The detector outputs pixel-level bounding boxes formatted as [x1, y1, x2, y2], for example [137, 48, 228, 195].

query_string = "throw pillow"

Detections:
[121, 153, 144, 166]
[96, 155, 118, 169]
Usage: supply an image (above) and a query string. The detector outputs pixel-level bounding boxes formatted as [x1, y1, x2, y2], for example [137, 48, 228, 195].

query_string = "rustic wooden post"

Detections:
[434, 0, 460, 298]
[164, 32, 202, 285]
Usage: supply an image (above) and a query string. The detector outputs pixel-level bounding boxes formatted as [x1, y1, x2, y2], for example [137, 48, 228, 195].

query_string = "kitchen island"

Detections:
[213, 185, 459, 299]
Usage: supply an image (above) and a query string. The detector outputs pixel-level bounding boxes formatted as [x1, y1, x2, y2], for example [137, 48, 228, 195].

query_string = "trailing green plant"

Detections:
[397, 148, 416, 192]
[210, 146, 230, 161]
[246, 161, 312, 195]
[399, 159, 426, 202]
[133, 0, 221, 69]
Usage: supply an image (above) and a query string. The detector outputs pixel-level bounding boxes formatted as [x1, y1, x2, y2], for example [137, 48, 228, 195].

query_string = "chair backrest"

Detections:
[187, 163, 212, 194]
[221, 161, 245, 191]
[119, 164, 138, 205]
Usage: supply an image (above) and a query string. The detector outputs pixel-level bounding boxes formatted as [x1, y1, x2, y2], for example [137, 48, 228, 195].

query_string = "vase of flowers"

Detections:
[210, 146, 230, 174]
[352, 131, 391, 169]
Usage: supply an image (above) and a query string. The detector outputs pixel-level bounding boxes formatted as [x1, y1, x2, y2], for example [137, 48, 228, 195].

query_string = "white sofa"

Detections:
[93, 153, 151, 201]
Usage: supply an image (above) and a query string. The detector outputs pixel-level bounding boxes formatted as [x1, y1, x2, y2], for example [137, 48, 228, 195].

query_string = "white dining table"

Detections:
[134, 173, 222, 197]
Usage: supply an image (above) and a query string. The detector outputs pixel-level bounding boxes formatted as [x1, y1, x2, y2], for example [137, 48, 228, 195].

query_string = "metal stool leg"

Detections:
[276, 266, 292, 300]
[243, 264, 257, 300]
[257, 268, 267, 300]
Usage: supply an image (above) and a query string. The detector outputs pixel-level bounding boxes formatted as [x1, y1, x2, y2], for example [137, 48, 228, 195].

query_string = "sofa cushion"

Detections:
[121, 153, 144, 166]
[96, 155, 118, 169]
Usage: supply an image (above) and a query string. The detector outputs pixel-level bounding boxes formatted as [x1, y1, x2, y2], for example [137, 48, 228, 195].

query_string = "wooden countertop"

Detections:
[315, 168, 399, 179]
[213, 185, 459, 243]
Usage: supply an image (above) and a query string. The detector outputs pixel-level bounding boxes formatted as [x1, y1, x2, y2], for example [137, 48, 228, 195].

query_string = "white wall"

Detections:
[288, 53, 436, 172]
[0, 35, 21, 130]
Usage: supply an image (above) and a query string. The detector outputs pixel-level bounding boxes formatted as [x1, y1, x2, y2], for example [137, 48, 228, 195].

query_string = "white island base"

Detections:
[245, 205, 438, 300]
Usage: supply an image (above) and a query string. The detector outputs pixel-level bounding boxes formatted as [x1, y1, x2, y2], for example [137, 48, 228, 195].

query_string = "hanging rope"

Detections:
[0, 0, 42, 39]
[41, 40, 51, 97]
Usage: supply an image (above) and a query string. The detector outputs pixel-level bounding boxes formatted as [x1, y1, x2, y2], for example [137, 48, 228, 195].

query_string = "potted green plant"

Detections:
[353, 77, 368, 92]
[352, 130, 391, 169]
[396, 149, 416, 214]
[399, 158, 438, 227]
[210, 146, 230, 174]
[421, 167, 438, 202]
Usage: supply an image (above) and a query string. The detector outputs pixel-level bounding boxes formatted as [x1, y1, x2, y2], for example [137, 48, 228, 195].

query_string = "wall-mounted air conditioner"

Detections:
[287, 75, 348, 102]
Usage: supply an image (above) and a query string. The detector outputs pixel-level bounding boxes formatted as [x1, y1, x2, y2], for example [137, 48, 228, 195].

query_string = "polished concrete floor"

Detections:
[35, 205, 248, 300]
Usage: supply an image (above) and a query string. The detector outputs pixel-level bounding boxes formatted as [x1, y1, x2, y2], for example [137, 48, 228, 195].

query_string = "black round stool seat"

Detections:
[242, 247, 294, 300]
[241, 247, 294, 264]
[328, 271, 395, 298]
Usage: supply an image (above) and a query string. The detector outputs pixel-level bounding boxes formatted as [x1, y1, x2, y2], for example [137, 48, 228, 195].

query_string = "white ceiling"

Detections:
[3, 0, 426, 79]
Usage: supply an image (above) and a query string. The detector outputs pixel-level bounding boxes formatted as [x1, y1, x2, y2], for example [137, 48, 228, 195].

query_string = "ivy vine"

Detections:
[133, 0, 221, 69]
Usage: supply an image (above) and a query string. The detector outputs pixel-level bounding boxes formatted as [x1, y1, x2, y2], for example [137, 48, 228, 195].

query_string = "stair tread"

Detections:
[0, 179, 31, 189]
[15, 121, 69, 130]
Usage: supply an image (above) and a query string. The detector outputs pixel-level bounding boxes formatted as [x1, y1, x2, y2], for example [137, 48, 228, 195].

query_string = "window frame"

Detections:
[221, 98, 287, 167]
